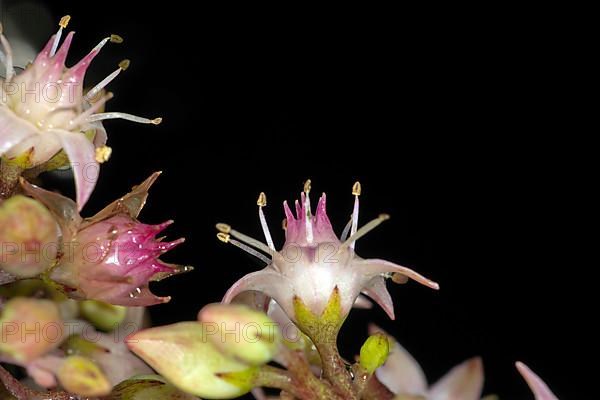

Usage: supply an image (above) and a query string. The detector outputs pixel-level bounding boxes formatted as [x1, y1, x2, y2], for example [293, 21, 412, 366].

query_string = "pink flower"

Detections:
[1, 17, 160, 209]
[221, 182, 439, 327]
[516, 362, 559, 400]
[21, 172, 190, 306]
[369, 325, 484, 400]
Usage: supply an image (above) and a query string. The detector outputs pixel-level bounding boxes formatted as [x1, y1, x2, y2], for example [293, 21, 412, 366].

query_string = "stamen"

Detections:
[0, 24, 15, 82]
[110, 34, 124, 43]
[68, 34, 122, 76]
[340, 214, 390, 250]
[257, 192, 275, 250]
[50, 15, 71, 57]
[304, 179, 313, 243]
[217, 233, 271, 265]
[84, 59, 130, 102]
[69, 92, 114, 128]
[216, 223, 231, 234]
[215, 223, 274, 256]
[340, 217, 352, 241]
[95, 146, 112, 163]
[350, 181, 361, 250]
[86, 112, 162, 125]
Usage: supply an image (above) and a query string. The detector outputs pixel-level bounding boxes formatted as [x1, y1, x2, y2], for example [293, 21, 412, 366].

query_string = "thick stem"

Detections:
[283, 349, 345, 400]
[0, 159, 23, 200]
[314, 341, 357, 400]
[255, 365, 295, 393]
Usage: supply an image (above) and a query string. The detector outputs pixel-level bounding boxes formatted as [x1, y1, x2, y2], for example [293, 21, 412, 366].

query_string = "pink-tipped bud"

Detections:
[0, 195, 58, 278]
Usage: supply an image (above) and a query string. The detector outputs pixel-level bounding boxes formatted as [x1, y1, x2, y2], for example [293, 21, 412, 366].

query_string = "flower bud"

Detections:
[359, 332, 390, 374]
[51, 215, 185, 306]
[0, 195, 58, 278]
[198, 303, 280, 366]
[0, 297, 63, 363]
[127, 322, 258, 398]
[79, 300, 127, 331]
[56, 355, 111, 396]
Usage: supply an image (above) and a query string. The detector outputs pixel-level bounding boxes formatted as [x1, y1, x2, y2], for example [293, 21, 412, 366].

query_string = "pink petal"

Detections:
[516, 362, 559, 400]
[368, 324, 428, 396]
[353, 294, 374, 309]
[53, 130, 98, 211]
[429, 357, 484, 400]
[354, 258, 440, 290]
[0, 108, 36, 155]
[361, 276, 395, 319]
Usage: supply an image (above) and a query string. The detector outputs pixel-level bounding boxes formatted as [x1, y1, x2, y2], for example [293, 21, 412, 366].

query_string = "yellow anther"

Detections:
[379, 213, 390, 221]
[352, 181, 362, 196]
[257, 192, 267, 207]
[282, 219, 288, 230]
[304, 179, 311, 193]
[118, 59, 130, 70]
[94, 146, 112, 163]
[151, 117, 163, 125]
[110, 34, 124, 44]
[59, 15, 71, 29]
[217, 232, 230, 243]
[216, 223, 231, 233]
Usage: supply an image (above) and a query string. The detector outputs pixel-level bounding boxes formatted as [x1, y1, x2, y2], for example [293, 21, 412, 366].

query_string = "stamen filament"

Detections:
[340, 217, 352, 241]
[217, 233, 272, 265]
[216, 223, 275, 256]
[340, 213, 390, 250]
[85, 60, 129, 102]
[257, 192, 275, 250]
[304, 179, 313, 243]
[350, 181, 361, 250]
[86, 112, 162, 125]
[50, 15, 71, 57]
[69, 92, 114, 127]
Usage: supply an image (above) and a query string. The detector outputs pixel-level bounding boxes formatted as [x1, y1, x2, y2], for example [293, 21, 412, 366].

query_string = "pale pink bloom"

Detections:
[1, 20, 160, 209]
[221, 183, 439, 326]
[370, 325, 484, 400]
[516, 362, 559, 400]
[21, 172, 190, 306]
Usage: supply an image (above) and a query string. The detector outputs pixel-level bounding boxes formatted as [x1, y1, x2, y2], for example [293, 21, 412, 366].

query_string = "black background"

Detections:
[2, 1, 592, 398]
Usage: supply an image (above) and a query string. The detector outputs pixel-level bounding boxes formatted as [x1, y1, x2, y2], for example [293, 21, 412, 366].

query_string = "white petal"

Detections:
[516, 362, 559, 400]
[369, 325, 428, 396]
[0, 107, 36, 155]
[52, 130, 98, 210]
[362, 276, 395, 319]
[429, 357, 484, 400]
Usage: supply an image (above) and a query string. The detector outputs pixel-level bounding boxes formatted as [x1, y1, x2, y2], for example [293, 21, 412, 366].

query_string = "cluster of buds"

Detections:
[1, 16, 190, 398]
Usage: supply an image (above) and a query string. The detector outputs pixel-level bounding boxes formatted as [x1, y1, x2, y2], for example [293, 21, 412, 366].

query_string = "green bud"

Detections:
[198, 303, 280, 365]
[127, 322, 257, 399]
[359, 332, 390, 374]
[57, 355, 111, 396]
[79, 300, 127, 331]
[0, 196, 58, 278]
